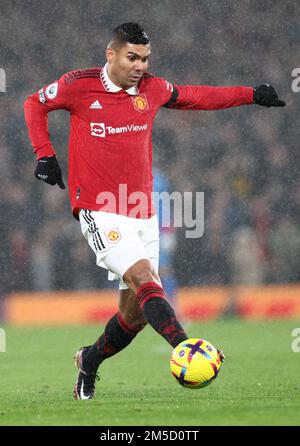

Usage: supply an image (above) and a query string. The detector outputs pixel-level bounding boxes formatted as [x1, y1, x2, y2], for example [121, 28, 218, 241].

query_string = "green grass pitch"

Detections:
[0, 319, 300, 426]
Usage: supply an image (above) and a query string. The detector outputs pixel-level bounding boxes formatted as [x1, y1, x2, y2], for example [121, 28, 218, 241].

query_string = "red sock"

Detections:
[137, 282, 187, 348]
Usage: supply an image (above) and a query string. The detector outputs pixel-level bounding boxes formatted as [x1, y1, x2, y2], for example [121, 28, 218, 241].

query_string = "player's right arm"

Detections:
[24, 73, 74, 188]
[24, 74, 73, 158]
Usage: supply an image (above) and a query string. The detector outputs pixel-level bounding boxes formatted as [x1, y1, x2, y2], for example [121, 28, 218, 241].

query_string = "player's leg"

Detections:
[82, 288, 147, 372]
[74, 210, 185, 399]
[118, 287, 148, 330]
[74, 210, 148, 399]
[123, 259, 188, 348]
[73, 287, 147, 400]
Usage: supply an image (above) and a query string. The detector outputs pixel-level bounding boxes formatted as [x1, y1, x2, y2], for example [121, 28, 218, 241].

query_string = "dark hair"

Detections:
[109, 22, 150, 48]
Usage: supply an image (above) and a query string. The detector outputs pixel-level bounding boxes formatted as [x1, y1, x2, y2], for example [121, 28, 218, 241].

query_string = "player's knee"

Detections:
[123, 259, 159, 292]
[128, 271, 157, 292]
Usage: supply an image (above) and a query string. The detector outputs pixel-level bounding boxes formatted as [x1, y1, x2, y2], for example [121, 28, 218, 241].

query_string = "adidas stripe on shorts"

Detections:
[79, 210, 159, 290]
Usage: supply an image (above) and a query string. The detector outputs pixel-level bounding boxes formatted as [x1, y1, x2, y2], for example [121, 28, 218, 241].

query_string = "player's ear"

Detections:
[106, 47, 114, 62]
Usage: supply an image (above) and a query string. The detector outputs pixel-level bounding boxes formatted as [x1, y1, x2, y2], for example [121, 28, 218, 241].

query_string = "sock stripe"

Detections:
[139, 286, 164, 295]
[137, 282, 162, 294]
[138, 291, 164, 304]
[117, 312, 141, 336]
[137, 282, 166, 309]
[139, 294, 162, 309]
[138, 288, 164, 302]
[138, 287, 164, 299]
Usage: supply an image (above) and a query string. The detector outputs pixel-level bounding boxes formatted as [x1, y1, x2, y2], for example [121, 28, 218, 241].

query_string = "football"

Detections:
[170, 338, 222, 389]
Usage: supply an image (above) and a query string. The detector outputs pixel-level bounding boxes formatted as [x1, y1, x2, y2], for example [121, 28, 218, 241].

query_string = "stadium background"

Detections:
[1, 0, 300, 323]
[1, 0, 300, 428]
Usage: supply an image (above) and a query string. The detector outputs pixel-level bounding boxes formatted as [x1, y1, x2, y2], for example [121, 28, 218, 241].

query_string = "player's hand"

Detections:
[34, 155, 66, 189]
[253, 84, 285, 107]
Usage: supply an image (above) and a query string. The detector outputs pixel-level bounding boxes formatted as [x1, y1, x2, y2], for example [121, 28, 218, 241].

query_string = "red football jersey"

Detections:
[24, 64, 253, 219]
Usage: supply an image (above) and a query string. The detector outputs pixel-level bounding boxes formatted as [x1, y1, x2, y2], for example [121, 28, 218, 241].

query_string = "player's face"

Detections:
[106, 43, 151, 90]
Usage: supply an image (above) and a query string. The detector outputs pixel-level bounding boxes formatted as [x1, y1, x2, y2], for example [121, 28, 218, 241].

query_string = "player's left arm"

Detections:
[162, 82, 285, 110]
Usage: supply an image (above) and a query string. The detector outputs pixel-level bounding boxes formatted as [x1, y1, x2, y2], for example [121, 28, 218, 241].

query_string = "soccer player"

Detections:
[24, 23, 285, 400]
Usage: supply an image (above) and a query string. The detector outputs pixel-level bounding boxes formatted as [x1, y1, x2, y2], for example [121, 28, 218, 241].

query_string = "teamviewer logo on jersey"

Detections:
[90, 122, 106, 137]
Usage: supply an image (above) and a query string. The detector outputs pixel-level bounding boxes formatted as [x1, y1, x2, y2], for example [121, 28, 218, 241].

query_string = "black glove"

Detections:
[34, 155, 65, 189]
[253, 84, 285, 107]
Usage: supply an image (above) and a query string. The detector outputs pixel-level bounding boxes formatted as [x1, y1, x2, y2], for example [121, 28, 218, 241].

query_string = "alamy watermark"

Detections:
[291, 328, 300, 352]
[291, 68, 300, 93]
[0, 68, 6, 92]
[0, 328, 6, 352]
[96, 184, 204, 238]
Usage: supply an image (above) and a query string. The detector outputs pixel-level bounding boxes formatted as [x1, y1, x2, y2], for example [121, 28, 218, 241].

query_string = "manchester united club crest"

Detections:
[132, 94, 149, 113]
[105, 228, 121, 243]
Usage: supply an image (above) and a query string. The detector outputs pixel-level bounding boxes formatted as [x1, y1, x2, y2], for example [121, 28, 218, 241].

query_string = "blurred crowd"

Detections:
[1, 0, 300, 294]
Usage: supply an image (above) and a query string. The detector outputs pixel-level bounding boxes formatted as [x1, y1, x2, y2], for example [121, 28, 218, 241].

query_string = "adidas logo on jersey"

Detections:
[90, 100, 102, 109]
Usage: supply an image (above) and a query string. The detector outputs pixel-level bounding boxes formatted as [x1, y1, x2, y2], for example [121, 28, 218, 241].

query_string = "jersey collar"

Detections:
[101, 63, 139, 95]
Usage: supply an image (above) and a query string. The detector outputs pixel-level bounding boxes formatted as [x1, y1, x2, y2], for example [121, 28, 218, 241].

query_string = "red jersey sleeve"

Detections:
[23, 73, 74, 159]
[166, 84, 254, 110]
[153, 76, 175, 107]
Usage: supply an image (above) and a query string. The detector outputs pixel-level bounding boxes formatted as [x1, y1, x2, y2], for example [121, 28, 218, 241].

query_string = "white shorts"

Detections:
[79, 210, 160, 290]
